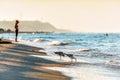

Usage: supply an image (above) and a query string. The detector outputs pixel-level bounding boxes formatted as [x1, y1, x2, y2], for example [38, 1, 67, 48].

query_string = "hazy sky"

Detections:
[0, 0, 120, 32]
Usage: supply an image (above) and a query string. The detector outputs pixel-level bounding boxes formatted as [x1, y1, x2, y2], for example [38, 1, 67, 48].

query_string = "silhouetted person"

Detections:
[15, 20, 19, 42]
[105, 33, 108, 36]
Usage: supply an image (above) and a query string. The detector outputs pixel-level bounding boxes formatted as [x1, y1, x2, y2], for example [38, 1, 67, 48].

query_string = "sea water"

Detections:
[1, 33, 120, 80]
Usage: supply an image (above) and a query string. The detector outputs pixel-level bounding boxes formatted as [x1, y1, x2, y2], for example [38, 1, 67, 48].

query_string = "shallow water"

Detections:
[1, 33, 120, 80]
[46, 63, 120, 80]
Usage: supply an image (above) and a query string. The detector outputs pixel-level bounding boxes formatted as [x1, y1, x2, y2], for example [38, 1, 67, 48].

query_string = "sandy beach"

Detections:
[0, 43, 70, 80]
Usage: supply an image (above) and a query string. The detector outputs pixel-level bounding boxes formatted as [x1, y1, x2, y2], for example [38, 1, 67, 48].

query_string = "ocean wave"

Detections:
[33, 38, 41, 42]
[89, 53, 114, 58]
[80, 48, 91, 52]
[47, 41, 72, 46]
[105, 60, 118, 65]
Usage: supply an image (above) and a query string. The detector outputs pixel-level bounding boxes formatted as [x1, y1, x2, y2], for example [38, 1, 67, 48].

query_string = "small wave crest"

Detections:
[105, 60, 118, 65]
[33, 38, 41, 42]
[47, 41, 72, 46]
[80, 48, 91, 52]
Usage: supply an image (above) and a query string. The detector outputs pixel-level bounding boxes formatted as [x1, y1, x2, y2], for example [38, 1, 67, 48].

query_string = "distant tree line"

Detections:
[0, 28, 12, 33]
[0, 28, 4, 33]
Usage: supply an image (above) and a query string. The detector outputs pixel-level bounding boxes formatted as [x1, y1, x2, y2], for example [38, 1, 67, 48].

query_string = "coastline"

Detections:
[1, 33, 120, 80]
[0, 43, 71, 80]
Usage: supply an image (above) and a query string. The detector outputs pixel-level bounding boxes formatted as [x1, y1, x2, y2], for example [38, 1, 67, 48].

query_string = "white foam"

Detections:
[45, 66, 119, 80]
[30, 55, 64, 63]
[13, 40, 44, 48]
[79, 48, 91, 52]
[47, 41, 61, 46]
[47, 41, 71, 46]
[30, 54, 91, 63]
[105, 60, 118, 65]
[33, 38, 41, 42]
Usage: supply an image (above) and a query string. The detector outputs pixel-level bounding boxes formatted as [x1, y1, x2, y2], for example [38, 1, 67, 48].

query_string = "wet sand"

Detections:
[0, 43, 70, 80]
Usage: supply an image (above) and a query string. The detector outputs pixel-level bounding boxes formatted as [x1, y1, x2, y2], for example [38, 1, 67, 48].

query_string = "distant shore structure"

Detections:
[0, 20, 69, 33]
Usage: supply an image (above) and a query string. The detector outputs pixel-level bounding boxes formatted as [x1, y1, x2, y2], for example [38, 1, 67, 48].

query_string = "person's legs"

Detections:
[15, 29, 18, 42]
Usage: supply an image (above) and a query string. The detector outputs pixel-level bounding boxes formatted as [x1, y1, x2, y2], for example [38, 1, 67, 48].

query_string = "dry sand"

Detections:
[0, 43, 70, 80]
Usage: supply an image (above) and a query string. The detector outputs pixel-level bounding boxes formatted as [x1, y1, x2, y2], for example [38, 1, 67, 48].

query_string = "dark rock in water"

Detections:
[0, 38, 12, 44]
[105, 33, 108, 36]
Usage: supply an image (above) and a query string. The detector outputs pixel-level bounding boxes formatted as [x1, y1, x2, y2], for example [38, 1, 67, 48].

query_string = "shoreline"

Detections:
[0, 43, 71, 80]
[1, 33, 120, 80]
[0, 31, 54, 34]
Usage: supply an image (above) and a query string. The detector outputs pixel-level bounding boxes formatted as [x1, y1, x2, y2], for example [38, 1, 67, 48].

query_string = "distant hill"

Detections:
[0, 20, 69, 33]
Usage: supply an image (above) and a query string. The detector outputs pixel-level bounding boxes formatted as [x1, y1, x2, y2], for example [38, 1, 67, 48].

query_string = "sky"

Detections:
[0, 0, 120, 32]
